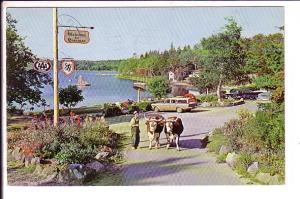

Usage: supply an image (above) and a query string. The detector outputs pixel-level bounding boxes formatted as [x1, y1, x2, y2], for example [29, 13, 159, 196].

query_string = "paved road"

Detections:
[112, 102, 258, 185]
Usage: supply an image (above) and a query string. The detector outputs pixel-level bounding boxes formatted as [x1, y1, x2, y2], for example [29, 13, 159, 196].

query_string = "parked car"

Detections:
[225, 89, 260, 100]
[151, 97, 197, 113]
[257, 92, 272, 101]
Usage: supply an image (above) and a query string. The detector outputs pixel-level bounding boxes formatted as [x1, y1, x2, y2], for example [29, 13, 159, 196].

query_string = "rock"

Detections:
[199, 135, 209, 148]
[30, 157, 41, 165]
[58, 164, 95, 185]
[208, 131, 214, 137]
[219, 145, 231, 155]
[255, 172, 272, 184]
[95, 152, 110, 160]
[12, 147, 25, 162]
[24, 156, 32, 167]
[201, 102, 211, 107]
[247, 162, 259, 175]
[269, 174, 281, 185]
[73, 169, 84, 179]
[7, 149, 14, 161]
[68, 163, 84, 170]
[86, 161, 105, 172]
[226, 152, 238, 168]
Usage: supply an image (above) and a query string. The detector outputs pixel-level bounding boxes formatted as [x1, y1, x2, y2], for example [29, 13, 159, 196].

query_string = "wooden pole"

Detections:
[53, 8, 59, 126]
[137, 88, 140, 102]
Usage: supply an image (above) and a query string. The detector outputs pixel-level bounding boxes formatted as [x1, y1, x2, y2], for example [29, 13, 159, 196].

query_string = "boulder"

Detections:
[226, 152, 238, 168]
[201, 102, 211, 107]
[219, 145, 231, 155]
[247, 162, 259, 175]
[86, 161, 105, 172]
[24, 156, 33, 167]
[30, 157, 41, 165]
[199, 135, 209, 148]
[255, 172, 272, 184]
[58, 164, 95, 185]
[12, 147, 25, 162]
[7, 149, 14, 161]
[95, 152, 110, 160]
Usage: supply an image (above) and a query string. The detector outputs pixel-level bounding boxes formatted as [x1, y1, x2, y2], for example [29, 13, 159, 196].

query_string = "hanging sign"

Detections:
[64, 29, 90, 44]
[61, 59, 76, 76]
[33, 59, 52, 73]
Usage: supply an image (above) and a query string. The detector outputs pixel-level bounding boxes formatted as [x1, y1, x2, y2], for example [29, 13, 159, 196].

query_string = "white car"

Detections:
[257, 92, 271, 101]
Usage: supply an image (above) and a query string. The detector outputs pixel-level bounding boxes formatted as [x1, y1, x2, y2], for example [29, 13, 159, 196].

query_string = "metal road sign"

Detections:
[64, 29, 90, 44]
[61, 59, 76, 76]
[33, 59, 52, 73]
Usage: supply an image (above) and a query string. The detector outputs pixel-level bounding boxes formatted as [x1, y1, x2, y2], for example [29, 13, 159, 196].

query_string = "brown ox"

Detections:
[145, 116, 165, 149]
[164, 116, 184, 151]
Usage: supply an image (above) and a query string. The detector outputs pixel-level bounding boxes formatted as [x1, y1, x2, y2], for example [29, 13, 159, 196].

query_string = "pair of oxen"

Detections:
[145, 115, 184, 151]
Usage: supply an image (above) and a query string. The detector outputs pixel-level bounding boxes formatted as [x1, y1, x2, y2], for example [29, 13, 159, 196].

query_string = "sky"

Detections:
[7, 7, 284, 60]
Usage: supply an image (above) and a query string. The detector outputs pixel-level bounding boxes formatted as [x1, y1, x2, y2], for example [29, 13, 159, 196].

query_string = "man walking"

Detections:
[130, 111, 140, 149]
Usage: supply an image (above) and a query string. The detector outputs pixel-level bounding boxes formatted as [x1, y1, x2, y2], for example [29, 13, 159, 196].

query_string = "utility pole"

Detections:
[53, 8, 59, 126]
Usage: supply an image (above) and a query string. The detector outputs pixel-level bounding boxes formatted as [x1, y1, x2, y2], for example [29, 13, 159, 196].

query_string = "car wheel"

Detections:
[154, 107, 159, 112]
[176, 107, 183, 113]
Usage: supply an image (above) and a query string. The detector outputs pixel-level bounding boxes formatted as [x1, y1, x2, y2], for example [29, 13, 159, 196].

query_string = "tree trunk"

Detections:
[206, 88, 209, 95]
[217, 75, 223, 102]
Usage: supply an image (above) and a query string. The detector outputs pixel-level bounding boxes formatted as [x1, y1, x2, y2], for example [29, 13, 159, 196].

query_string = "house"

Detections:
[169, 71, 175, 81]
[168, 65, 194, 82]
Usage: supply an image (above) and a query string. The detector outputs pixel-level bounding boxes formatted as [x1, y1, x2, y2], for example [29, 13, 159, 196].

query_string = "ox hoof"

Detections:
[177, 148, 180, 151]
[166, 144, 170, 149]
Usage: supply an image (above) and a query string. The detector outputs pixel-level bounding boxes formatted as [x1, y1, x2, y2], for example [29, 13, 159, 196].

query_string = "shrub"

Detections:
[207, 128, 230, 153]
[128, 104, 139, 113]
[216, 153, 227, 163]
[196, 95, 218, 103]
[55, 141, 96, 164]
[79, 124, 111, 148]
[136, 101, 152, 112]
[7, 106, 24, 116]
[103, 103, 122, 117]
[128, 101, 152, 113]
[147, 76, 169, 98]
[213, 102, 285, 178]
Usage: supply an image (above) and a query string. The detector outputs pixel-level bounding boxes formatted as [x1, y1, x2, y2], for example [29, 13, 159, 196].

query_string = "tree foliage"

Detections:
[199, 17, 247, 101]
[6, 13, 52, 110]
[76, 60, 121, 71]
[59, 85, 84, 110]
[147, 76, 169, 98]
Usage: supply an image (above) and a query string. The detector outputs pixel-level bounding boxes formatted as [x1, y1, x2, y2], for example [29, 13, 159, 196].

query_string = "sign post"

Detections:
[61, 59, 76, 76]
[33, 59, 52, 73]
[53, 8, 59, 126]
[64, 30, 90, 44]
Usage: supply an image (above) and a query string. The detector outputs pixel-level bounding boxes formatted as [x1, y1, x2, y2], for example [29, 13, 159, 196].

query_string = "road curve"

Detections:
[114, 102, 258, 185]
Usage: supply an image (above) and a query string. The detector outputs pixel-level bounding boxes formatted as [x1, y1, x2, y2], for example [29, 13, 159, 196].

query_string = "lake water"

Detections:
[30, 70, 151, 111]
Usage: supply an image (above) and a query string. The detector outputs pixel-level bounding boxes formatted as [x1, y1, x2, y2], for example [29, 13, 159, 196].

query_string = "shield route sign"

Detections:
[64, 29, 90, 44]
[33, 59, 52, 73]
[61, 59, 76, 76]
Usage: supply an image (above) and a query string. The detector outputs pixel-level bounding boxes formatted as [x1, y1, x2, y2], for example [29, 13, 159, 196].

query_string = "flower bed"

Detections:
[7, 121, 125, 185]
